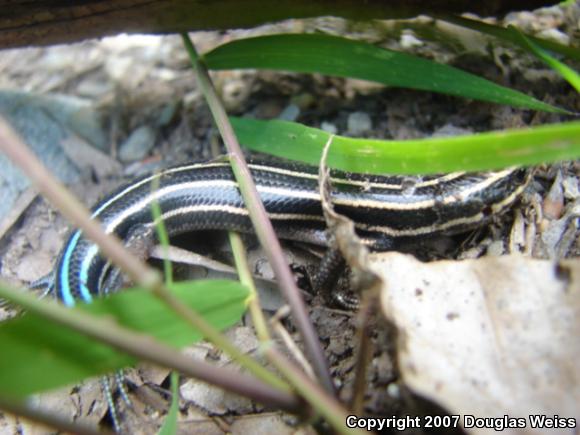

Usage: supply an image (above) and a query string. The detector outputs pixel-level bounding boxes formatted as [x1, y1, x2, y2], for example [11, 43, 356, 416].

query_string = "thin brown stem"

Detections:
[181, 32, 335, 396]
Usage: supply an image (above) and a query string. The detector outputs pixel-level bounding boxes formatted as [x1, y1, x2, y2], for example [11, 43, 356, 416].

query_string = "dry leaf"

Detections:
[371, 252, 580, 435]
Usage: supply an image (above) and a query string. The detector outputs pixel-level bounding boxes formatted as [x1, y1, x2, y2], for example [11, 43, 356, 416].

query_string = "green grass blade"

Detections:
[150, 175, 174, 285]
[437, 14, 580, 62]
[203, 33, 565, 113]
[158, 372, 179, 435]
[231, 117, 580, 174]
[0, 279, 248, 397]
[509, 25, 580, 93]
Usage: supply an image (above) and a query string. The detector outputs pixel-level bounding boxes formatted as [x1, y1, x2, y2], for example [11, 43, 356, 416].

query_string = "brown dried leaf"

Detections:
[371, 253, 580, 434]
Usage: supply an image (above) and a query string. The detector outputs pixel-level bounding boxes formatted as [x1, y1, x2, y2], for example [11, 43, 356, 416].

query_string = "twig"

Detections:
[180, 32, 335, 395]
[228, 232, 271, 342]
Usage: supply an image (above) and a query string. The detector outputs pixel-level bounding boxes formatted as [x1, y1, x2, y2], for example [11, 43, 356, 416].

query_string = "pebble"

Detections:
[387, 383, 401, 399]
[432, 124, 473, 137]
[347, 111, 372, 136]
[321, 121, 338, 134]
[536, 28, 570, 46]
[220, 75, 251, 111]
[400, 31, 423, 49]
[118, 125, 156, 162]
[278, 103, 300, 122]
[0, 90, 100, 222]
[156, 99, 182, 128]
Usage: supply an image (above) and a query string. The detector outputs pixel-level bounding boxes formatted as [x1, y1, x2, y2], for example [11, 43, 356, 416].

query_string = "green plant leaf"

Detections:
[158, 372, 179, 435]
[203, 33, 565, 113]
[232, 117, 580, 174]
[437, 14, 580, 62]
[508, 25, 580, 93]
[150, 174, 174, 285]
[0, 280, 249, 397]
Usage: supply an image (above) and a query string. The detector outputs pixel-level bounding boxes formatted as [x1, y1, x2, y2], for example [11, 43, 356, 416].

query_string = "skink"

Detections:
[51, 159, 530, 306]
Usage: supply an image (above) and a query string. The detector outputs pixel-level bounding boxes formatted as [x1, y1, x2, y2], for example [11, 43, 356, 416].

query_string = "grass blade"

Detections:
[438, 14, 580, 62]
[203, 33, 565, 113]
[157, 372, 179, 435]
[509, 25, 580, 93]
[232, 117, 580, 174]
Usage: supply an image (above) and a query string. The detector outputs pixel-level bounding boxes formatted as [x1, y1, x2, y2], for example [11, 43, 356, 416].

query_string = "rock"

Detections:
[156, 99, 182, 128]
[118, 125, 156, 162]
[432, 124, 473, 137]
[347, 111, 372, 136]
[536, 28, 570, 45]
[0, 90, 107, 222]
[278, 103, 300, 122]
[321, 121, 338, 134]
[400, 31, 423, 49]
[220, 72, 252, 111]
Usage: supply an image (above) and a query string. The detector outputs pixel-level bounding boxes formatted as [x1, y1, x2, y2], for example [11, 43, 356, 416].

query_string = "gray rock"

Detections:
[432, 124, 473, 137]
[156, 99, 182, 128]
[118, 125, 156, 162]
[347, 111, 372, 136]
[321, 121, 338, 134]
[536, 28, 570, 46]
[0, 90, 107, 222]
[278, 103, 300, 122]
[400, 31, 423, 49]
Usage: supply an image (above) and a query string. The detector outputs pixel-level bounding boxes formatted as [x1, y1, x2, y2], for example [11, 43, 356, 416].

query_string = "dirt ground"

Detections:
[0, 5, 579, 434]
